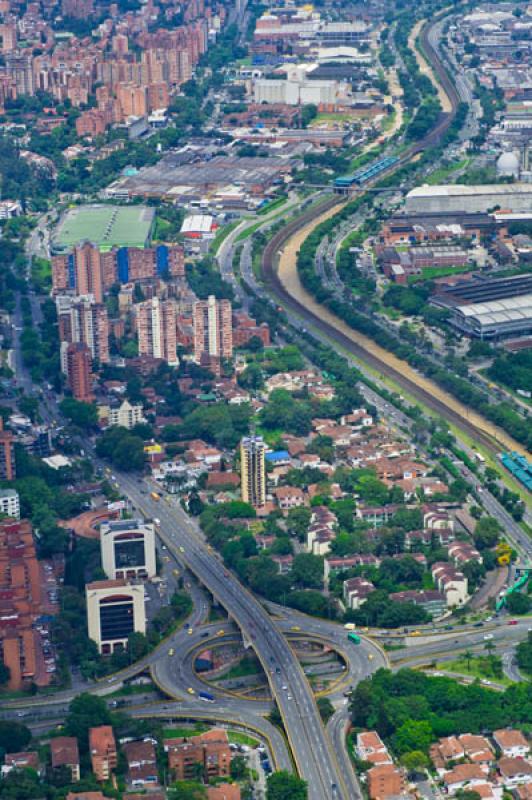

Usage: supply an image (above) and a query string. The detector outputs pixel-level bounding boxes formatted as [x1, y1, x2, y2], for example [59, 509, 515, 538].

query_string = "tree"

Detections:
[0, 662, 10, 686]
[168, 782, 206, 800]
[317, 697, 335, 723]
[65, 693, 112, 751]
[506, 592, 531, 615]
[473, 517, 501, 550]
[393, 720, 433, 755]
[516, 632, 532, 673]
[0, 720, 31, 753]
[230, 755, 247, 779]
[59, 397, 98, 428]
[291, 553, 323, 589]
[401, 750, 429, 772]
[266, 771, 307, 800]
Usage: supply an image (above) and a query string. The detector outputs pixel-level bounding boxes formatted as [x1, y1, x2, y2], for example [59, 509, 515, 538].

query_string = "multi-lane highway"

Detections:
[120, 475, 353, 800]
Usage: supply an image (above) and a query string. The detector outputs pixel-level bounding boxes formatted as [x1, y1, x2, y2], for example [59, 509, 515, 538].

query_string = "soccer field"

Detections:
[53, 204, 155, 252]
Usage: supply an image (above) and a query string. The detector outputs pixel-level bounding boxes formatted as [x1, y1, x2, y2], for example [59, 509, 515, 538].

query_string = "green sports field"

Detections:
[53, 204, 155, 252]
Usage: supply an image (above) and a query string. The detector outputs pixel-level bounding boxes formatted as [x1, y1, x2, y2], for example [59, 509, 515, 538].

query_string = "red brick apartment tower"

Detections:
[66, 343, 93, 402]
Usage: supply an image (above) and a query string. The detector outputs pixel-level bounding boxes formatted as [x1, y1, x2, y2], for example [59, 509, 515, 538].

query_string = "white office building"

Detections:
[100, 519, 156, 580]
[0, 489, 19, 519]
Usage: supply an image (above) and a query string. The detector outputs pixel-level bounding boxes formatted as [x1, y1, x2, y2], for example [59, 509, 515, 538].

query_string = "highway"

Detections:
[118, 475, 353, 800]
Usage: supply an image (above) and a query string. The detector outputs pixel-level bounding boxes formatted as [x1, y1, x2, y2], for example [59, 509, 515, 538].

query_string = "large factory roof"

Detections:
[458, 294, 532, 326]
[407, 183, 532, 198]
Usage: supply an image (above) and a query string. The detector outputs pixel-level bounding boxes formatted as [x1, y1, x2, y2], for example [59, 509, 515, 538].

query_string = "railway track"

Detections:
[260, 18, 517, 460]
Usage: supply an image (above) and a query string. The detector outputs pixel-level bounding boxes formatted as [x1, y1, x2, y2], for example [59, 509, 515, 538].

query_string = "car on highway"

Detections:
[291, 626, 301, 632]
[179, 546, 185, 553]
[187, 687, 195, 695]
[168, 648, 175, 656]
[508, 620, 518, 626]
[483, 634, 494, 640]
[188, 628, 193, 635]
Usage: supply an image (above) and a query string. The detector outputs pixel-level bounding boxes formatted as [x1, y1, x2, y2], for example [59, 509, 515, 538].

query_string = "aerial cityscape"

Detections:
[0, 0, 531, 797]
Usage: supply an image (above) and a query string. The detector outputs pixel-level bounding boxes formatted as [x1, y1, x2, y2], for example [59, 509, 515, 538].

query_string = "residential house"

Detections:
[356, 731, 392, 766]
[498, 758, 532, 788]
[89, 726, 117, 782]
[432, 562, 468, 607]
[493, 730, 530, 759]
[389, 589, 446, 618]
[459, 734, 495, 772]
[165, 729, 231, 781]
[430, 736, 465, 775]
[448, 542, 483, 566]
[123, 740, 159, 788]
[271, 554, 293, 574]
[274, 486, 307, 511]
[324, 554, 381, 581]
[2, 752, 40, 776]
[340, 408, 373, 429]
[51, 737, 80, 782]
[356, 505, 401, 527]
[443, 764, 487, 794]
[367, 764, 405, 800]
[343, 577, 376, 610]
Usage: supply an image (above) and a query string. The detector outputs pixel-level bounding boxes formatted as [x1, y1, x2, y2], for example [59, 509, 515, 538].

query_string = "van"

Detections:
[344, 623, 356, 631]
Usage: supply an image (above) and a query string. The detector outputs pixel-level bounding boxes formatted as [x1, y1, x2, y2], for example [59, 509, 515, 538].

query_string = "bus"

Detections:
[150, 492, 160, 501]
[347, 632, 361, 644]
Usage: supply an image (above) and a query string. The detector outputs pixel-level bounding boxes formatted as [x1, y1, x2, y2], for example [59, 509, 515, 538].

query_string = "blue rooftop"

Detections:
[266, 450, 290, 462]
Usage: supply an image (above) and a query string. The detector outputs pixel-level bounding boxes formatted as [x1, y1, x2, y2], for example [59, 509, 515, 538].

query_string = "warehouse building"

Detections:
[405, 183, 532, 215]
[432, 275, 532, 339]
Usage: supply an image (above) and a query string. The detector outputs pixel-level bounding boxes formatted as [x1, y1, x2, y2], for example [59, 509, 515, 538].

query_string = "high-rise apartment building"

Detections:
[0, 24, 16, 52]
[5, 52, 34, 95]
[137, 297, 178, 366]
[52, 242, 105, 302]
[193, 295, 232, 365]
[0, 418, 15, 481]
[57, 294, 110, 371]
[66, 343, 93, 402]
[240, 436, 266, 508]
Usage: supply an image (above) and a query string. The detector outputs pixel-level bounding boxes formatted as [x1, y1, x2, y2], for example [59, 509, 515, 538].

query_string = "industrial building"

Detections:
[86, 579, 146, 654]
[405, 183, 532, 215]
[100, 519, 156, 580]
[105, 154, 291, 207]
[432, 275, 532, 339]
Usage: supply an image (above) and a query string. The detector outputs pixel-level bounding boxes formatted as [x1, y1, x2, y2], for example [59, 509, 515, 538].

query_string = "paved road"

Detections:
[122, 478, 352, 800]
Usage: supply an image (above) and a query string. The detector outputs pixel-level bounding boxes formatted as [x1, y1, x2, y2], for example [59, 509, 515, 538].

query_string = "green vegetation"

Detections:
[163, 725, 209, 739]
[266, 771, 307, 800]
[436, 654, 513, 687]
[221, 655, 262, 681]
[426, 157, 470, 184]
[516, 632, 532, 675]
[95, 426, 146, 472]
[53, 586, 192, 681]
[487, 350, 532, 397]
[351, 668, 532, 758]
